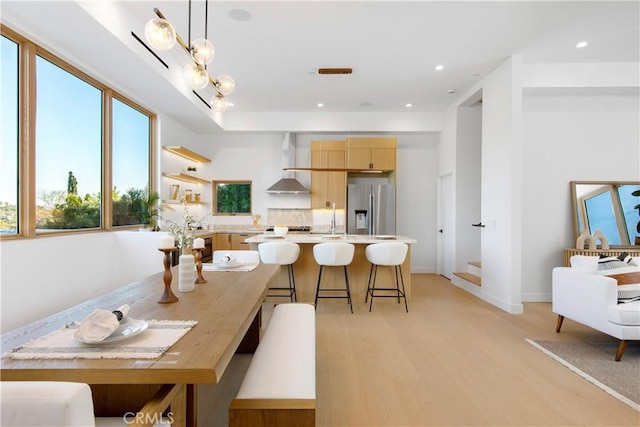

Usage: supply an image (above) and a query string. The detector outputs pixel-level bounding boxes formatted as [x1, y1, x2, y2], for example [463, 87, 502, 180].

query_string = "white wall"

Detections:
[521, 92, 640, 301]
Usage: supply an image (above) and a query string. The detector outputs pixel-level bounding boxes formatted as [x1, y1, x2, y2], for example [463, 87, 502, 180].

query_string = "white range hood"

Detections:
[266, 132, 310, 194]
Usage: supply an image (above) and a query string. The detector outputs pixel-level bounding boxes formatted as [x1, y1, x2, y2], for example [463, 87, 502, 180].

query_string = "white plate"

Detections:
[375, 235, 396, 240]
[73, 318, 148, 344]
[213, 261, 244, 269]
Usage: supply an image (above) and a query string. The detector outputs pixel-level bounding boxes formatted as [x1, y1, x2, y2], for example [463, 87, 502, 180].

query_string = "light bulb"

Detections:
[216, 75, 235, 95]
[144, 18, 176, 50]
[183, 63, 209, 89]
[211, 95, 228, 112]
[191, 38, 215, 65]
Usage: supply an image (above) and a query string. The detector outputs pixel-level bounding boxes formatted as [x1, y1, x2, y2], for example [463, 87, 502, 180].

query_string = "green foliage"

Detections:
[216, 183, 251, 214]
[0, 201, 17, 233]
[112, 186, 169, 228]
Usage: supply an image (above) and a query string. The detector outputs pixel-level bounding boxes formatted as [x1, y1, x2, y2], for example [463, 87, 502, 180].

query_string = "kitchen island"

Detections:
[245, 234, 417, 304]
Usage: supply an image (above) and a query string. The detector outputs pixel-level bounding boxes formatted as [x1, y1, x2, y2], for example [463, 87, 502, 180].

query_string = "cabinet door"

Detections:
[231, 234, 251, 250]
[370, 148, 396, 170]
[346, 147, 371, 169]
[213, 233, 231, 251]
[311, 141, 346, 209]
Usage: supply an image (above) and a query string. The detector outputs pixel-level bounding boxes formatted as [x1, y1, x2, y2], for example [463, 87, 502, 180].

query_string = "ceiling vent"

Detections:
[318, 68, 353, 75]
[265, 133, 310, 194]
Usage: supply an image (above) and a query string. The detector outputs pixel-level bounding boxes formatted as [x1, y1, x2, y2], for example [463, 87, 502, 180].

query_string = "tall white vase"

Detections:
[178, 253, 195, 292]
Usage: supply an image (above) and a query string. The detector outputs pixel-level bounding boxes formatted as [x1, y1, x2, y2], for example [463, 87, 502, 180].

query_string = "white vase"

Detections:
[178, 254, 195, 292]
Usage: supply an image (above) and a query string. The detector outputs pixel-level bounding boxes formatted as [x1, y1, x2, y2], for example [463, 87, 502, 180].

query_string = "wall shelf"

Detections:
[163, 146, 211, 163]
[162, 172, 210, 185]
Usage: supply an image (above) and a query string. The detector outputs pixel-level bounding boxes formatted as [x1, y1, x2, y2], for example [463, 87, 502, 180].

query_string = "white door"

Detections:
[439, 174, 454, 279]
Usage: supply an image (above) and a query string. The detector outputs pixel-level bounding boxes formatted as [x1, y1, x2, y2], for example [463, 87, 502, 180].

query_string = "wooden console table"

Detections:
[1, 263, 280, 427]
[563, 248, 640, 267]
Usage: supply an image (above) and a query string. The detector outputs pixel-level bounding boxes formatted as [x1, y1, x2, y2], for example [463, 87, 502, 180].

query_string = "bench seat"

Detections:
[229, 303, 316, 427]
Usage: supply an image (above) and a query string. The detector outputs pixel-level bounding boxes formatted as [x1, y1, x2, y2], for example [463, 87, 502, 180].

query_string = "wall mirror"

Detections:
[570, 181, 640, 247]
[212, 180, 252, 215]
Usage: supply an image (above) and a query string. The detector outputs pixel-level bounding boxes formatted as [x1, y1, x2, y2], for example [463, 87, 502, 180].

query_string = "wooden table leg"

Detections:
[186, 384, 197, 427]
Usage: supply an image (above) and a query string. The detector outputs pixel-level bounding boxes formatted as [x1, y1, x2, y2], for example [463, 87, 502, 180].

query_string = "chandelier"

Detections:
[144, 0, 235, 112]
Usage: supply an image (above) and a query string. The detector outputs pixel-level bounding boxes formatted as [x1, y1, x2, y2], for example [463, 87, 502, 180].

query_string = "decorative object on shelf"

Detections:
[185, 189, 193, 202]
[187, 166, 197, 176]
[171, 184, 180, 200]
[157, 247, 179, 304]
[576, 229, 591, 250]
[252, 214, 261, 228]
[144, 0, 235, 112]
[589, 229, 610, 250]
[194, 193, 201, 202]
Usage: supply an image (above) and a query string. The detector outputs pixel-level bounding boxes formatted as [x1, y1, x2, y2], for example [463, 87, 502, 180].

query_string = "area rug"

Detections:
[526, 339, 640, 411]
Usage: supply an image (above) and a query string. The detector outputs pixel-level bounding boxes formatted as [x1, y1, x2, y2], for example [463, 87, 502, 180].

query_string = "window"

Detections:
[213, 181, 252, 215]
[0, 26, 155, 238]
[0, 35, 19, 235]
[35, 55, 103, 231]
[112, 98, 151, 227]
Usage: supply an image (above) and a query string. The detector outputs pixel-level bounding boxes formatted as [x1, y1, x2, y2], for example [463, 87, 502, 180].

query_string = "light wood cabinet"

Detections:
[346, 137, 396, 170]
[311, 140, 346, 209]
[214, 233, 252, 251]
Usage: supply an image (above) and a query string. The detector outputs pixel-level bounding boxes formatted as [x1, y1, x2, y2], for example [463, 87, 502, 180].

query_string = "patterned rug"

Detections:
[527, 339, 640, 411]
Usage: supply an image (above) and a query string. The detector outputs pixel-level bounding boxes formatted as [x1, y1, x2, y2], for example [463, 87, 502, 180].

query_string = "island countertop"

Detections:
[245, 234, 417, 244]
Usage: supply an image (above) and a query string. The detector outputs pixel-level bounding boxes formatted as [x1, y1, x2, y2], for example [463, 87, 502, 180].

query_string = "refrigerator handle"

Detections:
[368, 192, 375, 235]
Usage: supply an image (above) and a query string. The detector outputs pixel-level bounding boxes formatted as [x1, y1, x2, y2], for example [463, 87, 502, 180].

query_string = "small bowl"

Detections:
[273, 226, 288, 236]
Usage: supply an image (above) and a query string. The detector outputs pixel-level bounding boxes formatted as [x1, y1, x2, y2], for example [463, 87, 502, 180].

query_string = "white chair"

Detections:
[212, 250, 260, 264]
[313, 242, 355, 313]
[1, 381, 175, 426]
[365, 243, 409, 312]
[258, 242, 301, 302]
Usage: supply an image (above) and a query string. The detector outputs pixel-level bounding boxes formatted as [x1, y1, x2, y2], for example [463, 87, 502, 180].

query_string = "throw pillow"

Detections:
[598, 255, 629, 271]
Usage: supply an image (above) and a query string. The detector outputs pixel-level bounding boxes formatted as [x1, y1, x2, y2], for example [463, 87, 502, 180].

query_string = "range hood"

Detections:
[266, 133, 310, 194]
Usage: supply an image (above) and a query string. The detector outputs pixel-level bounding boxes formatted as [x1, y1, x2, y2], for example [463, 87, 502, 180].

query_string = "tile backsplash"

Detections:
[267, 208, 312, 226]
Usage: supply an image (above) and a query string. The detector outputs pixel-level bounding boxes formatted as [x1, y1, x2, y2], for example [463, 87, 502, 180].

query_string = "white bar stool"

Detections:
[365, 242, 409, 312]
[313, 242, 355, 313]
[258, 241, 301, 302]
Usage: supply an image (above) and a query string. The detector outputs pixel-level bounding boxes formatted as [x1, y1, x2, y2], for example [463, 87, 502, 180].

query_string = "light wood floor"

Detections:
[200, 273, 640, 426]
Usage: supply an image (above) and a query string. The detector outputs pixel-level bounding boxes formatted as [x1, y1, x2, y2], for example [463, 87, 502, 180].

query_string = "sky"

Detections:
[1, 34, 150, 206]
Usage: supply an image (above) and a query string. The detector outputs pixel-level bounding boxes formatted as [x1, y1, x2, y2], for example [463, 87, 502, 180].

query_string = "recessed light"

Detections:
[227, 102, 234, 107]
[576, 41, 588, 48]
[435, 65, 444, 71]
[405, 103, 412, 108]
[229, 9, 252, 22]
[317, 103, 324, 108]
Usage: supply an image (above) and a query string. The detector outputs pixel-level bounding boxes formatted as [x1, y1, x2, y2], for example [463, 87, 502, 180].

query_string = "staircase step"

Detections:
[453, 272, 482, 286]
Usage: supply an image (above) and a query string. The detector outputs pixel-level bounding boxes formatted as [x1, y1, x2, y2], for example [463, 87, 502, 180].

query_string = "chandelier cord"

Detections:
[187, 0, 192, 51]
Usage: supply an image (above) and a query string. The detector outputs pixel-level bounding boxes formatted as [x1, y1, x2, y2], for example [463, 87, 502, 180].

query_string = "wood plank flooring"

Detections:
[199, 273, 639, 426]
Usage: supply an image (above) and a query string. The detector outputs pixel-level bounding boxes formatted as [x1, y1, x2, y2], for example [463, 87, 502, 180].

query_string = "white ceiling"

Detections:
[2, 1, 638, 131]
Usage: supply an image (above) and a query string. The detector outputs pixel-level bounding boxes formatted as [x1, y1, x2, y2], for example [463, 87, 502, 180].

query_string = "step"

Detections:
[453, 272, 481, 286]
[467, 261, 481, 277]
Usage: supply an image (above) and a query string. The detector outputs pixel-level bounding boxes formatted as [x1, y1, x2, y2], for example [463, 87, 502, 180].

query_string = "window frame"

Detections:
[1, 26, 156, 239]
[212, 180, 252, 216]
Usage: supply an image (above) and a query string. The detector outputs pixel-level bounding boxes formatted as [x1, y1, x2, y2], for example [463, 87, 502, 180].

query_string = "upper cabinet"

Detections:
[311, 140, 346, 209]
[346, 137, 396, 171]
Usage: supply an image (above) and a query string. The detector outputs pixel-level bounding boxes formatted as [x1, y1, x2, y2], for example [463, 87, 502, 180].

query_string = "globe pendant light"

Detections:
[211, 94, 228, 112]
[183, 63, 209, 89]
[216, 75, 235, 95]
[191, 38, 214, 65]
[144, 17, 176, 50]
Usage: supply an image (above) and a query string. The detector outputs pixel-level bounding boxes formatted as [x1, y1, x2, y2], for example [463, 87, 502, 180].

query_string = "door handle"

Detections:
[471, 222, 486, 228]
[439, 229, 443, 233]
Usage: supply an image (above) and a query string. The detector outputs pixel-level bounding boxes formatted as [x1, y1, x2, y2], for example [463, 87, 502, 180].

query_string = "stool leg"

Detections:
[288, 264, 297, 302]
[365, 264, 374, 303]
[314, 265, 324, 309]
[369, 265, 378, 312]
[343, 266, 353, 313]
[397, 265, 408, 313]
[394, 265, 401, 303]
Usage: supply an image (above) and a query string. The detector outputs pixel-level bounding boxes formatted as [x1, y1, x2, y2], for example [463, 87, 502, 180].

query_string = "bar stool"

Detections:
[365, 242, 409, 312]
[313, 242, 355, 313]
[258, 242, 300, 302]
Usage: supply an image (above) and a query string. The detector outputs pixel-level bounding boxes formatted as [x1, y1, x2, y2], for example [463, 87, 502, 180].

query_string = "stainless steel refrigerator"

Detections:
[347, 184, 396, 235]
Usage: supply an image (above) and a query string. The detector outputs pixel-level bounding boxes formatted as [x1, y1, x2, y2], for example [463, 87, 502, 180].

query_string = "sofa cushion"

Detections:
[570, 255, 599, 273]
[598, 255, 629, 271]
[609, 300, 640, 326]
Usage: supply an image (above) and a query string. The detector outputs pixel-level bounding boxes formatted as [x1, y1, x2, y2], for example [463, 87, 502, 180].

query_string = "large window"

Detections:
[0, 35, 19, 235]
[1, 27, 155, 238]
[35, 55, 103, 231]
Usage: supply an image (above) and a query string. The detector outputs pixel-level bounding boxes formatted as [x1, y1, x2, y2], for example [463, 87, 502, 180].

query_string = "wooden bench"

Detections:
[229, 303, 316, 427]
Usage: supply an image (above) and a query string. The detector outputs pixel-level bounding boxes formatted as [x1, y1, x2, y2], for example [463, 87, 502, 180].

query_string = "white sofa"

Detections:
[552, 255, 640, 361]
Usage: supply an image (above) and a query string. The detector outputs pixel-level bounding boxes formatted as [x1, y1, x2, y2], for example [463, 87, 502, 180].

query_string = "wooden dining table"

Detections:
[1, 263, 280, 427]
